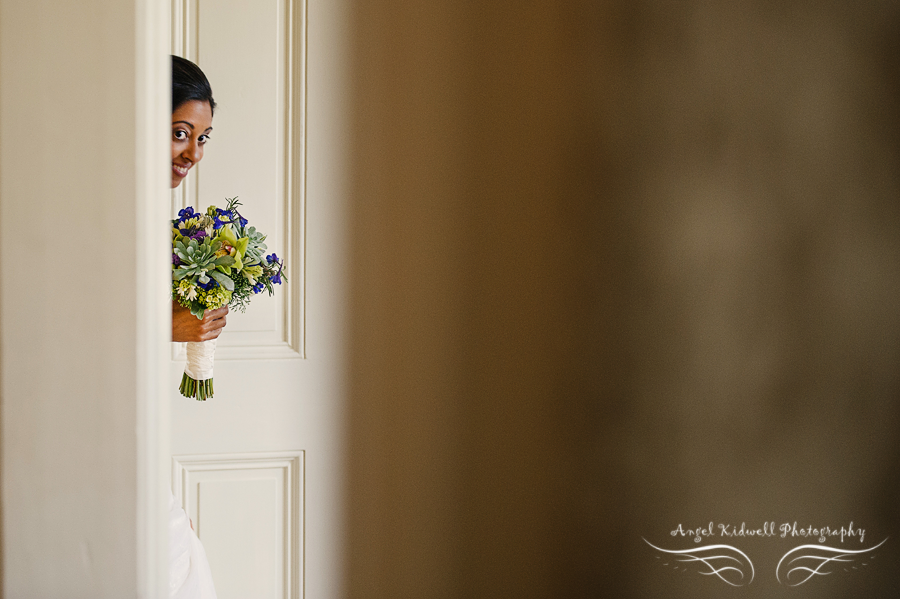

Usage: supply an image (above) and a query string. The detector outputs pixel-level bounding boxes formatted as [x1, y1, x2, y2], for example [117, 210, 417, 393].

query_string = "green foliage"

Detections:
[172, 196, 285, 321]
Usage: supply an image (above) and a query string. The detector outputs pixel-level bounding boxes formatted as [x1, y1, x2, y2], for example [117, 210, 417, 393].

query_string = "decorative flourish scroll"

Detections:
[776, 539, 887, 586]
[643, 538, 755, 586]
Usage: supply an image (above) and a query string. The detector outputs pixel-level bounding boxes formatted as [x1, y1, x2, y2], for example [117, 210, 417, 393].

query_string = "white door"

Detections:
[168, 2, 347, 598]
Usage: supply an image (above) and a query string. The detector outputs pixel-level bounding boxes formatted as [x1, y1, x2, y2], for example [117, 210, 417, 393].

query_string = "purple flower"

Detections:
[190, 230, 207, 240]
[213, 208, 240, 228]
[267, 253, 284, 285]
[172, 253, 181, 266]
[178, 207, 195, 218]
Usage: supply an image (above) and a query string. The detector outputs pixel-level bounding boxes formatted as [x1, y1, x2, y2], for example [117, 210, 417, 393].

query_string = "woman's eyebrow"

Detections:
[172, 120, 195, 129]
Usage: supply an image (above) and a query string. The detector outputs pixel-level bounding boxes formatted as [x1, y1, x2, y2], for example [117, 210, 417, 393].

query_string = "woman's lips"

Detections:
[173, 163, 191, 178]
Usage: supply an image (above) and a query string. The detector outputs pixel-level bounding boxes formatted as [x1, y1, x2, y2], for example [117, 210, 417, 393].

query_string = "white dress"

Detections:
[169, 491, 218, 599]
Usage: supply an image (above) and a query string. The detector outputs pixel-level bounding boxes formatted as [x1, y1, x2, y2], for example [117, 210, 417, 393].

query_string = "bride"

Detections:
[168, 55, 224, 599]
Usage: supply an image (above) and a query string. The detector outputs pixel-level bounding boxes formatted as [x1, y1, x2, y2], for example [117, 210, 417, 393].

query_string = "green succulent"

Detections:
[173, 238, 235, 287]
[240, 226, 268, 266]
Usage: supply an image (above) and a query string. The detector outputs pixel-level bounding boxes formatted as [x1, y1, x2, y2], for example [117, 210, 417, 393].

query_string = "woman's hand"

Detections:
[172, 301, 228, 342]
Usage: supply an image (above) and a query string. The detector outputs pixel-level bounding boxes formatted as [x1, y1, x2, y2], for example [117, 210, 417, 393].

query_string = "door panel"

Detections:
[173, 452, 303, 599]
[169, 1, 346, 597]
[171, 0, 304, 360]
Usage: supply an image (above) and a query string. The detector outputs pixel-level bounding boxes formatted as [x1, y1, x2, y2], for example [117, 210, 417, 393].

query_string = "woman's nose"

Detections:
[184, 142, 203, 163]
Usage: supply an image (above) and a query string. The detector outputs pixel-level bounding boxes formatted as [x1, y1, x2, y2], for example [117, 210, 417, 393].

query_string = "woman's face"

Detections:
[171, 100, 213, 188]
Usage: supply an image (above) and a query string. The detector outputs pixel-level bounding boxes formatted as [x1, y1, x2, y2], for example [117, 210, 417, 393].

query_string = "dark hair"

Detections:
[172, 55, 216, 116]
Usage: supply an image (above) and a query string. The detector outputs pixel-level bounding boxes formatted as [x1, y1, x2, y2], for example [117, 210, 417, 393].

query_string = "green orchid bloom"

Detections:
[216, 224, 250, 272]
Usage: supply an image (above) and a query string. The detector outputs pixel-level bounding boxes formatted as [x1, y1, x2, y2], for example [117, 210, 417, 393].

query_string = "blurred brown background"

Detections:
[345, 1, 900, 597]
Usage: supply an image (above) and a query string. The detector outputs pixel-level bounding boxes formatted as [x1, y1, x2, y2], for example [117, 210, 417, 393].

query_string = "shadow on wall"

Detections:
[595, 3, 900, 598]
[346, 1, 900, 597]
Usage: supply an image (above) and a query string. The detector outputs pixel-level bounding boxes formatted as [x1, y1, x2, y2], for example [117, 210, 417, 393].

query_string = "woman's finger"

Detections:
[206, 316, 226, 331]
[207, 305, 229, 319]
[199, 306, 228, 335]
[200, 325, 223, 341]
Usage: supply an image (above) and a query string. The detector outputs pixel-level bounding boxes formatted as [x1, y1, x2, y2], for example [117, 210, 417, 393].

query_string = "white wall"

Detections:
[0, 0, 169, 597]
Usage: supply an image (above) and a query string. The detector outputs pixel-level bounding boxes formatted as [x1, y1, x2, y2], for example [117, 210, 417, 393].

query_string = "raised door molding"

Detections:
[171, 0, 306, 360]
[173, 451, 304, 599]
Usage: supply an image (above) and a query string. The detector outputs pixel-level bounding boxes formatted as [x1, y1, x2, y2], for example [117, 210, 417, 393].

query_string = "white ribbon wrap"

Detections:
[184, 339, 217, 380]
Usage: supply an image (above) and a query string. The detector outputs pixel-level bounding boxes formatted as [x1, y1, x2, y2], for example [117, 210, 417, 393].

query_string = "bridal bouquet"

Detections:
[172, 197, 284, 400]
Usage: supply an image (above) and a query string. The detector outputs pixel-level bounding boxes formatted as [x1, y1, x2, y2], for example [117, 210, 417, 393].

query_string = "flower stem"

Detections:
[179, 372, 214, 401]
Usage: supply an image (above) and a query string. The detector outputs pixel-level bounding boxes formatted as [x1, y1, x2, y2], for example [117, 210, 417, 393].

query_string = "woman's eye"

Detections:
[173, 129, 188, 140]
[199, 134, 211, 144]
